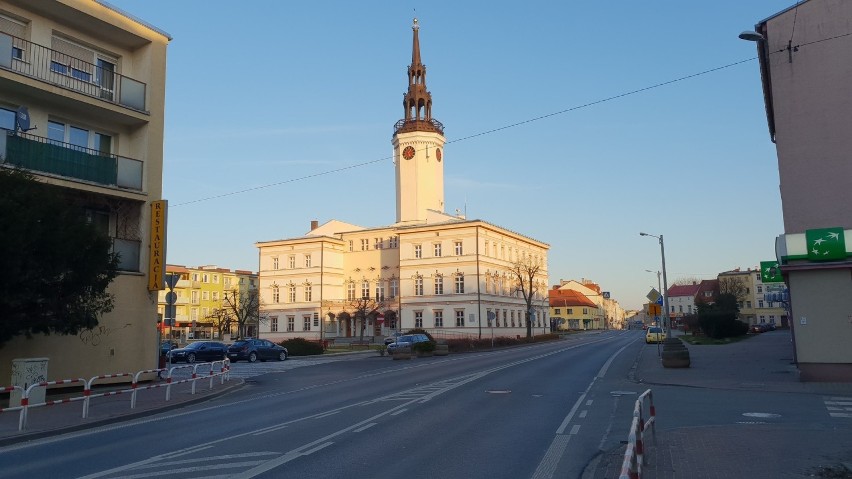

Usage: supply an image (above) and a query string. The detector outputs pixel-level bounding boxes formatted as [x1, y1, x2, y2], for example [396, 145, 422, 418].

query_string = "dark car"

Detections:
[168, 341, 228, 363]
[386, 334, 431, 355]
[227, 339, 288, 363]
[160, 340, 178, 355]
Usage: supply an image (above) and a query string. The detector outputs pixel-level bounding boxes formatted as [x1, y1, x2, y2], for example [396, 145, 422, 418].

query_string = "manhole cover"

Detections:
[742, 412, 781, 418]
[486, 390, 511, 394]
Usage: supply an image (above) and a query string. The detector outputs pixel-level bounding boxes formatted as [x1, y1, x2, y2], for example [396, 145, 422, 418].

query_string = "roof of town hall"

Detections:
[548, 289, 597, 308]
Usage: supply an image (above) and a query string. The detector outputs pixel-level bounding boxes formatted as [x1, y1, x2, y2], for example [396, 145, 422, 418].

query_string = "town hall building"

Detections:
[256, 19, 549, 341]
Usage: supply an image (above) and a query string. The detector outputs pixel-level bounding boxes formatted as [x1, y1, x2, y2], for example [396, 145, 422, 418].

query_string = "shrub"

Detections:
[279, 337, 324, 356]
[412, 340, 436, 353]
[404, 328, 435, 341]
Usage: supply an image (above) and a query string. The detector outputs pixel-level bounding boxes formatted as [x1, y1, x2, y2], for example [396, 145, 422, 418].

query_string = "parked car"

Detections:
[227, 339, 288, 362]
[645, 327, 664, 344]
[168, 341, 228, 363]
[160, 340, 178, 355]
[384, 332, 402, 346]
[386, 334, 431, 355]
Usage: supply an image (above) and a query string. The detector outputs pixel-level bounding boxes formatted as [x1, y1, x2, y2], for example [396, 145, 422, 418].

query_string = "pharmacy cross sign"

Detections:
[806, 227, 846, 261]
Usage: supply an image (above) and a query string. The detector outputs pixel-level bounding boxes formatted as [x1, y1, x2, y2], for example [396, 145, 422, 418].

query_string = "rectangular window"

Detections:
[415, 277, 423, 296]
[769, 315, 775, 323]
[415, 311, 423, 328]
[303, 316, 311, 331]
[212, 275, 218, 284]
[746, 301, 752, 308]
[757, 286, 763, 293]
[272, 286, 280, 303]
[390, 279, 398, 299]
[455, 310, 464, 327]
[484, 241, 489, 256]
[414, 245, 422, 259]
[272, 257, 279, 269]
[455, 274, 464, 294]
[455, 241, 463, 256]
[583, 308, 588, 315]
[375, 238, 382, 249]
[313, 313, 320, 328]
[202, 274, 209, 283]
[361, 281, 370, 299]
[347, 282, 356, 301]
[287, 316, 295, 332]
[758, 300, 764, 308]
[567, 308, 573, 315]
[202, 291, 209, 301]
[349, 240, 353, 252]
[270, 317, 279, 332]
[434, 243, 442, 257]
[434, 276, 444, 295]
[390, 236, 398, 248]
[434, 310, 444, 328]
[212, 291, 219, 301]
[305, 285, 312, 302]
[289, 256, 296, 269]
[305, 255, 312, 268]
[289, 286, 296, 303]
[361, 239, 368, 251]
[376, 283, 385, 302]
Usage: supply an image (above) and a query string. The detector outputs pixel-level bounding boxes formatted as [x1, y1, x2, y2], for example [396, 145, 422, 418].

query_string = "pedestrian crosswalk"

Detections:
[824, 396, 852, 418]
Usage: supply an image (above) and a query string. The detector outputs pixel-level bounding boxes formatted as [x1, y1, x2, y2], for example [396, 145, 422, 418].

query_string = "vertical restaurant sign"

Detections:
[148, 200, 168, 291]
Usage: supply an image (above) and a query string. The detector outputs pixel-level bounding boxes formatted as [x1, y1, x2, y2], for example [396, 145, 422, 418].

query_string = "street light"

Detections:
[640, 232, 671, 339]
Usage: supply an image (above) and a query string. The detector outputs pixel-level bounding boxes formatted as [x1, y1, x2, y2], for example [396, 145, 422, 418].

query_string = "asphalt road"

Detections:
[0, 331, 646, 479]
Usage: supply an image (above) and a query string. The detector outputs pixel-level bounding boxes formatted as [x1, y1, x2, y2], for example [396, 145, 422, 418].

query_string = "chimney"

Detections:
[310, 220, 318, 231]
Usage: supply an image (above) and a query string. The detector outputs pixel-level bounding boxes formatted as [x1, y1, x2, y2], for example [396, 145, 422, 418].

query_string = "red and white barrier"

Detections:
[619, 388, 657, 479]
[5, 360, 232, 431]
[20, 378, 86, 430]
[83, 373, 134, 419]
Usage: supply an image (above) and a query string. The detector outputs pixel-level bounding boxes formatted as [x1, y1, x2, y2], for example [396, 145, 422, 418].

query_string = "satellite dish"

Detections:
[16, 106, 31, 132]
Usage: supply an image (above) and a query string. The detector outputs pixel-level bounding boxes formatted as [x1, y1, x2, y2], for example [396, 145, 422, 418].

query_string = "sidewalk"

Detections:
[586, 330, 852, 478]
[0, 374, 243, 447]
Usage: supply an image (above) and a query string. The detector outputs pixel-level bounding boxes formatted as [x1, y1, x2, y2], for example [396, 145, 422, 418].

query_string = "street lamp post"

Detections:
[640, 232, 671, 339]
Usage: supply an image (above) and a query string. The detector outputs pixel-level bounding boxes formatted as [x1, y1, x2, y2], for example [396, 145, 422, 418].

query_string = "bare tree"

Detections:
[204, 308, 232, 340]
[718, 276, 748, 301]
[508, 252, 547, 338]
[344, 296, 387, 343]
[213, 289, 265, 339]
[671, 276, 703, 286]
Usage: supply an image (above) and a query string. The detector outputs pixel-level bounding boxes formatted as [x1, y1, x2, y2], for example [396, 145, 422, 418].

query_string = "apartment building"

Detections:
[0, 0, 169, 380]
[157, 265, 258, 343]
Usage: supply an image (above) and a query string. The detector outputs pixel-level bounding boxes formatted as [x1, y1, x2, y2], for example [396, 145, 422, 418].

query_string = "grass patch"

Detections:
[680, 334, 750, 345]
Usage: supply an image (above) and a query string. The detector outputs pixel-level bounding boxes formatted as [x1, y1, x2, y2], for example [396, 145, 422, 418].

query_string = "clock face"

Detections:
[435, 148, 442, 162]
[402, 146, 415, 160]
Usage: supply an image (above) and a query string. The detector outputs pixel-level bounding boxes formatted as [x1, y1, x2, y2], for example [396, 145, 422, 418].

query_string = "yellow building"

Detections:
[157, 265, 258, 343]
[0, 1, 169, 380]
[256, 20, 549, 341]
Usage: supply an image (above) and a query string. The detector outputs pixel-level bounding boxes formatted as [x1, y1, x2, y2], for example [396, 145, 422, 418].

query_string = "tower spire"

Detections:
[394, 17, 443, 135]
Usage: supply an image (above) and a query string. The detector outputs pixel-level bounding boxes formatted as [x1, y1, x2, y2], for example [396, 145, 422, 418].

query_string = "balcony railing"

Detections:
[1, 128, 144, 191]
[0, 33, 147, 111]
[393, 118, 444, 135]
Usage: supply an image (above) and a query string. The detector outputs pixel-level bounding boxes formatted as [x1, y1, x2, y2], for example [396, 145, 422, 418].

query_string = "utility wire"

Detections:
[173, 57, 757, 207]
[173, 27, 852, 209]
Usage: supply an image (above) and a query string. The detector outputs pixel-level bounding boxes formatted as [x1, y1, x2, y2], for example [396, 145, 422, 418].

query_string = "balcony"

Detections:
[393, 118, 444, 135]
[0, 33, 147, 111]
[1, 128, 144, 191]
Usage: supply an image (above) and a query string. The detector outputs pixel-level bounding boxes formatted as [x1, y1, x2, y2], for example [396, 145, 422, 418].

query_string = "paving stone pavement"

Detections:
[585, 331, 852, 479]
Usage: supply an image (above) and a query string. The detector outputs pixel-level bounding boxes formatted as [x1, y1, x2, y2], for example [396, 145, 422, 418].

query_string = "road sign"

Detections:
[646, 289, 661, 302]
[655, 296, 664, 306]
[603, 291, 611, 299]
[164, 304, 176, 326]
[165, 292, 177, 305]
[648, 303, 661, 316]
[165, 273, 179, 290]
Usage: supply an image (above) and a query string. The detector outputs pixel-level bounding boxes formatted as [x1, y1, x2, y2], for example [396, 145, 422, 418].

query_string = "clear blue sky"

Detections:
[108, 1, 792, 310]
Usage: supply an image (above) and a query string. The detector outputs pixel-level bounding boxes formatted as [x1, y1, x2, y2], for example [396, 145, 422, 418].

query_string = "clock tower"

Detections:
[393, 18, 446, 225]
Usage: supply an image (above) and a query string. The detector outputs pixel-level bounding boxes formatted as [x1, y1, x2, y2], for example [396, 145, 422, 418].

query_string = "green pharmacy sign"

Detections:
[760, 261, 783, 283]
[805, 227, 847, 261]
